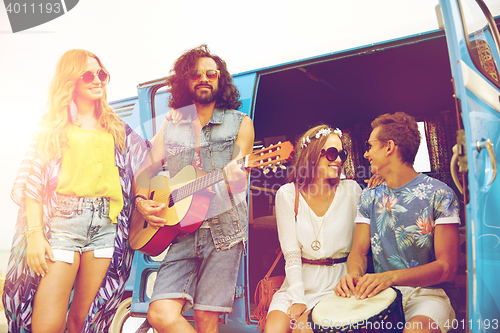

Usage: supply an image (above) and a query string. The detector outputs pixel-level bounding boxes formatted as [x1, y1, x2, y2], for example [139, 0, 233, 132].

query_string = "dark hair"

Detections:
[166, 44, 242, 110]
[371, 112, 420, 165]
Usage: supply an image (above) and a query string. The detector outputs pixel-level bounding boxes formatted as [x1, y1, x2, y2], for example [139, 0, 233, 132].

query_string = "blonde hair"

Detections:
[37, 49, 125, 160]
[288, 124, 343, 187]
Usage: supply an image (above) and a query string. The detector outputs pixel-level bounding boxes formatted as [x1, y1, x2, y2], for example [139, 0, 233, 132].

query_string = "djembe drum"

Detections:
[308, 287, 405, 333]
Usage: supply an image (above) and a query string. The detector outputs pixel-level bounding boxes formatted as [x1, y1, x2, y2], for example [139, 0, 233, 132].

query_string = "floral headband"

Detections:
[300, 127, 342, 149]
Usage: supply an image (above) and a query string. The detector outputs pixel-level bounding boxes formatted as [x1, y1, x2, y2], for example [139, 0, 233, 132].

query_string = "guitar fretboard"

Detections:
[169, 157, 244, 206]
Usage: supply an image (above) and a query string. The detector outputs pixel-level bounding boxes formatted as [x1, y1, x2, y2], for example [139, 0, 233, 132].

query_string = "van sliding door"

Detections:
[439, 1, 500, 331]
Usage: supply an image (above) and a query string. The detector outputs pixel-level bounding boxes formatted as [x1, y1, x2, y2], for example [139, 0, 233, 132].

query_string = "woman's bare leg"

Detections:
[265, 310, 293, 333]
[32, 253, 80, 333]
[66, 251, 111, 333]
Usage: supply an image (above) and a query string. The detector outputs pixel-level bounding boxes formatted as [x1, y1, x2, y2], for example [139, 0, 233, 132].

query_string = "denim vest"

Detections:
[163, 108, 247, 251]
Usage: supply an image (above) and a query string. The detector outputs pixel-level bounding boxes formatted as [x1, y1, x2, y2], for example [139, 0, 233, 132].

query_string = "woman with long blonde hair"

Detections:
[2, 49, 149, 333]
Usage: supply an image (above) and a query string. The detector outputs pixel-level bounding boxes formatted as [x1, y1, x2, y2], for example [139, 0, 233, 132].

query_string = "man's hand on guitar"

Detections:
[224, 160, 248, 195]
[136, 199, 167, 228]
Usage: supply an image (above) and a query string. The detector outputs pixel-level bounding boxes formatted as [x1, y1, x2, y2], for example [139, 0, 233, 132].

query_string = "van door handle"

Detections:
[451, 144, 464, 194]
[451, 130, 467, 194]
[476, 139, 497, 186]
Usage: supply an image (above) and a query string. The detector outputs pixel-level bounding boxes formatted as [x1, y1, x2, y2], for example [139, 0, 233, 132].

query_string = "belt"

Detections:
[301, 256, 348, 266]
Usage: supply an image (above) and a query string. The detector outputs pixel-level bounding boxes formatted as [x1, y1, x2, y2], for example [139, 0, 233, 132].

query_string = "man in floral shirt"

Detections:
[334, 112, 460, 333]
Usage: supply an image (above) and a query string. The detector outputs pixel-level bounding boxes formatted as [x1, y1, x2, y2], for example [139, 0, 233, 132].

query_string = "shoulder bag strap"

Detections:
[264, 183, 300, 278]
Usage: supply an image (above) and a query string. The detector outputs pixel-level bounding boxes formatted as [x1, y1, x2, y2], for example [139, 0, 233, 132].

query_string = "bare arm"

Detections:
[354, 223, 459, 299]
[25, 196, 54, 277]
[133, 119, 169, 227]
[334, 223, 371, 297]
[225, 115, 255, 194]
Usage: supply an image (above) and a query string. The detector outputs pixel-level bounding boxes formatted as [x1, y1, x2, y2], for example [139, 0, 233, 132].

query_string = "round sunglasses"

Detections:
[188, 69, 220, 81]
[81, 69, 109, 84]
[320, 147, 348, 163]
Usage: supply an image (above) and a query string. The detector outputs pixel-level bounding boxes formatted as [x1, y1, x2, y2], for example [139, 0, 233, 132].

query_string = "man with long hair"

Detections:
[334, 112, 460, 333]
[134, 45, 254, 333]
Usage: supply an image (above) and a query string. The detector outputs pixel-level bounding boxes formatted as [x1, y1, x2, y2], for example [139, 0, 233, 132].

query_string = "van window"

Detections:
[415, 121, 431, 173]
[461, 0, 500, 88]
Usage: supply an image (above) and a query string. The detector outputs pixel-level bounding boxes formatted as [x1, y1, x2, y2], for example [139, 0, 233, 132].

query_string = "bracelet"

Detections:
[25, 226, 43, 238]
[134, 195, 148, 211]
[350, 273, 362, 277]
[27, 229, 43, 238]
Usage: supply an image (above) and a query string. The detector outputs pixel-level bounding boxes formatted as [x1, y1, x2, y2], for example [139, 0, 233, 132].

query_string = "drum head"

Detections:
[311, 288, 397, 328]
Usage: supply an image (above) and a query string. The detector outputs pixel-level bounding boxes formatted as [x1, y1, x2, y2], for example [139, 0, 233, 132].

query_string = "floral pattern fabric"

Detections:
[356, 174, 460, 273]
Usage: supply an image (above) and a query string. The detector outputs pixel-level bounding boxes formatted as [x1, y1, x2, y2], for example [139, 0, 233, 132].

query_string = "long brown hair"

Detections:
[288, 124, 343, 187]
[37, 49, 125, 160]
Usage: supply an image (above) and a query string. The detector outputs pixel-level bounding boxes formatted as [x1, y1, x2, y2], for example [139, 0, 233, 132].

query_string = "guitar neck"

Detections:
[172, 156, 246, 203]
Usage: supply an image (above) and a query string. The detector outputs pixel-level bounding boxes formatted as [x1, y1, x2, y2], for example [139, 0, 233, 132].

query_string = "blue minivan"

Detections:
[109, 1, 500, 332]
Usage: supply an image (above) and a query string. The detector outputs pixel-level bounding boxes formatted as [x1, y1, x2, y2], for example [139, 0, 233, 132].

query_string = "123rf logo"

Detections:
[3, 0, 79, 33]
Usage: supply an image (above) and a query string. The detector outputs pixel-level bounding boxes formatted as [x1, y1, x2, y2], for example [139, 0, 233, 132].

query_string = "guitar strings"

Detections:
[145, 154, 259, 204]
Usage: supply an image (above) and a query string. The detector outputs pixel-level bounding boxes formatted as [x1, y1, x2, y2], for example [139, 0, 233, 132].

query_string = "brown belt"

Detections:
[301, 256, 348, 266]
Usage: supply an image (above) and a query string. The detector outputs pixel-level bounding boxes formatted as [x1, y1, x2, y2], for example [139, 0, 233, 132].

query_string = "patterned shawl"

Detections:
[2, 124, 150, 332]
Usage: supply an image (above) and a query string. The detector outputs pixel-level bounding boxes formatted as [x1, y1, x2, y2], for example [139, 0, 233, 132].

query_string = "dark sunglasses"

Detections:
[81, 69, 108, 84]
[321, 147, 348, 163]
[188, 69, 220, 81]
[365, 139, 387, 152]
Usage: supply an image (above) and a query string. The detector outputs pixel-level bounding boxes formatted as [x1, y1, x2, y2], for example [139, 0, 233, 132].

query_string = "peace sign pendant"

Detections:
[311, 240, 321, 251]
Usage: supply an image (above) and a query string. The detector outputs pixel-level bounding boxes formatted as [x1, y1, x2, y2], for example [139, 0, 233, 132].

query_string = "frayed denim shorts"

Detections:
[49, 193, 117, 264]
[150, 228, 243, 314]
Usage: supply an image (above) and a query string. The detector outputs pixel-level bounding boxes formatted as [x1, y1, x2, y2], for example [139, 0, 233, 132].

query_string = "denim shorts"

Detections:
[150, 228, 243, 314]
[49, 194, 117, 264]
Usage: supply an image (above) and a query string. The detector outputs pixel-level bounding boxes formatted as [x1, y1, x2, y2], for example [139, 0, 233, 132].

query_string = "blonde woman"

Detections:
[265, 125, 380, 333]
[2, 50, 149, 333]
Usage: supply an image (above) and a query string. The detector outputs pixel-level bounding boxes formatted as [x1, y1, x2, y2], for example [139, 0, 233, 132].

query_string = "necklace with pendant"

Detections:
[306, 189, 332, 251]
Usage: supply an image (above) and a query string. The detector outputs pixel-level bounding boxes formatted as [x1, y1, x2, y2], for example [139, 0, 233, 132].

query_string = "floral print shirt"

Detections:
[356, 174, 460, 273]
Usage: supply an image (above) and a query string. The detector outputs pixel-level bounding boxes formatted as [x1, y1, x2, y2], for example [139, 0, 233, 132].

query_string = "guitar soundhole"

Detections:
[168, 192, 175, 208]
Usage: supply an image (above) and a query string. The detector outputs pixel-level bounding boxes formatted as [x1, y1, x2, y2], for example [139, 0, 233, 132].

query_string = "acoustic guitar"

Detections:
[130, 141, 294, 256]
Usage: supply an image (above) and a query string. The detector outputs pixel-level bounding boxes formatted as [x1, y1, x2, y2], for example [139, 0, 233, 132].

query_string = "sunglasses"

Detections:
[321, 147, 348, 163]
[188, 69, 220, 81]
[81, 69, 109, 84]
[365, 139, 387, 152]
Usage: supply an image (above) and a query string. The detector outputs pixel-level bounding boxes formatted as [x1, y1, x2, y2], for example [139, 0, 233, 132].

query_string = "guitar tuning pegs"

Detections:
[263, 167, 270, 175]
[272, 165, 278, 173]
[260, 152, 264, 156]
[280, 165, 286, 170]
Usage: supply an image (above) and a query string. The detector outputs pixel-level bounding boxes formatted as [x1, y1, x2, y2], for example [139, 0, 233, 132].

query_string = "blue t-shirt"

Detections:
[356, 173, 460, 273]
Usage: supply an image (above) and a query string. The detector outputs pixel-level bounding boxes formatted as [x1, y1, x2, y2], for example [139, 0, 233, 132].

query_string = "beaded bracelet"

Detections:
[350, 273, 362, 278]
[134, 195, 148, 211]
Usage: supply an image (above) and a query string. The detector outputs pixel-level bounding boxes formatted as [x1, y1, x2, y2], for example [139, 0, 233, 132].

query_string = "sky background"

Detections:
[1, 0, 499, 254]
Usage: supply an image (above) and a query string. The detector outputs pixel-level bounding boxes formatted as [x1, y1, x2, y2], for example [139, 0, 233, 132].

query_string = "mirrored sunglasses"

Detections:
[321, 147, 348, 163]
[189, 69, 220, 81]
[81, 69, 108, 84]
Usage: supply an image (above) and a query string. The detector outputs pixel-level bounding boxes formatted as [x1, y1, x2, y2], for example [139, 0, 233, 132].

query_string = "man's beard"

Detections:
[190, 83, 218, 105]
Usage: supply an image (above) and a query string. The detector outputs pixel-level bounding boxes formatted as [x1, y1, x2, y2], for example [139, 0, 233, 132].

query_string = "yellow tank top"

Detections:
[56, 125, 123, 223]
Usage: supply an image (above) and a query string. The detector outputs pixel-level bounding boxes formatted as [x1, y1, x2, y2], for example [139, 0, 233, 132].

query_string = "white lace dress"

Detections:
[267, 180, 361, 314]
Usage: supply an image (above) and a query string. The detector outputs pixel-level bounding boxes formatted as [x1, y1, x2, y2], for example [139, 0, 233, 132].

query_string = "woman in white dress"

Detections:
[265, 125, 363, 333]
